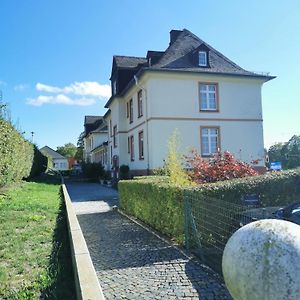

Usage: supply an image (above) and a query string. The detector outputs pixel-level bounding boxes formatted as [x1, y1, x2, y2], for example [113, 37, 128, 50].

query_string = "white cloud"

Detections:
[31, 81, 111, 106]
[14, 84, 29, 91]
[36, 83, 61, 93]
[27, 94, 96, 106]
[36, 81, 111, 98]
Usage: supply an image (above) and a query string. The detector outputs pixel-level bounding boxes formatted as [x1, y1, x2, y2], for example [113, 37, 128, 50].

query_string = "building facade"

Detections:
[88, 29, 274, 176]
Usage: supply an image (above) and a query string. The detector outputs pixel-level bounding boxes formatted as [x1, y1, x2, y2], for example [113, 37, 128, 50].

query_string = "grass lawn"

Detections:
[0, 175, 76, 299]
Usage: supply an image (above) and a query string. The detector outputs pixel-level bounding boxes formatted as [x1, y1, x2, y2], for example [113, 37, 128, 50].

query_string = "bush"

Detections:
[0, 120, 37, 187]
[29, 145, 48, 178]
[82, 162, 104, 179]
[187, 167, 300, 207]
[185, 149, 258, 184]
[119, 164, 130, 179]
[119, 168, 300, 246]
[119, 177, 185, 243]
[165, 130, 191, 186]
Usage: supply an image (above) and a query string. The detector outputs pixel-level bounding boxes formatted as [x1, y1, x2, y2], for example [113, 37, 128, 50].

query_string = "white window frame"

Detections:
[199, 83, 218, 111]
[113, 80, 117, 95]
[201, 127, 219, 156]
[138, 90, 143, 118]
[199, 51, 207, 67]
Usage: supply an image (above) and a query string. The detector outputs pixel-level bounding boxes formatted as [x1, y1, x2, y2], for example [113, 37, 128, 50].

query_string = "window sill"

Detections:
[200, 109, 219, 113]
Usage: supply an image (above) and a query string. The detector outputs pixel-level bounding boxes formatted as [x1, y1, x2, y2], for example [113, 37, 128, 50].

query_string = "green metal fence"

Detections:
[184, 190, 278, 275]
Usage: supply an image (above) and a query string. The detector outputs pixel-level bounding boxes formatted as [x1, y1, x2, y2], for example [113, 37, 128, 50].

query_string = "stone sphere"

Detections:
[222, 219, 300, 300]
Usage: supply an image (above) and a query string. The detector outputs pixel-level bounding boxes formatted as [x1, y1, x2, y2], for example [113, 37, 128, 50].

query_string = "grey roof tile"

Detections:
[40, 146, 67, 159]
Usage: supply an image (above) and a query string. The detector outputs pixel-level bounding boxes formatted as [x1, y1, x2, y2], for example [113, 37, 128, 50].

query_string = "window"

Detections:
[137, 90, 143, 117]
[129, 99, 133, 123]
[130, 135, 134, 161]
[109, 119, 112, 137]
[113, 80, 117, 95]
[201, 127, 220, 156]
[126, 102, 129, 118]
[138, 131, 144, 160]
[199, 83, 218, 111]
[113, 125, 117, 148]
[199, 51, 207, 66]
[110, 146, 112, 163]
[127, 136, 130, 153]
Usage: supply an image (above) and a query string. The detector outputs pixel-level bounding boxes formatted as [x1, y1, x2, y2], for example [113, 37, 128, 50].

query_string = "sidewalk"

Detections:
[66, 182, 231, 300]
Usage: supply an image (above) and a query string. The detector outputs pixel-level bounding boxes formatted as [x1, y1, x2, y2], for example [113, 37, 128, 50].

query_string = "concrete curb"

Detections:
[62, 184, 105, 300]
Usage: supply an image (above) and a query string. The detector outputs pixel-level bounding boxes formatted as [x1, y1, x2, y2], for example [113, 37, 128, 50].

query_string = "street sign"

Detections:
[270, 162, 282, 171]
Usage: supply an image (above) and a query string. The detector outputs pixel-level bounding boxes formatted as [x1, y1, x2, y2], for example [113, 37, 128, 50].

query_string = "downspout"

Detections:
[134, 75, 150, 174]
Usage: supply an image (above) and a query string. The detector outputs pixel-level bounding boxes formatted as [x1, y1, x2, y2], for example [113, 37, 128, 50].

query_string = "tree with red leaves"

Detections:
[185, 149, 258, 184]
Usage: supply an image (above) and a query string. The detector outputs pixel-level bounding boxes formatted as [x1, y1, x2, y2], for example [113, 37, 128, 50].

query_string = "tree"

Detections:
[56, 143, 77, 158]
[164, 129, 191, 186]
[281, 135, 300, 169]
[185, 149, 257, 184]
[267, 143, 284, 166]
[75, 132, 85, 161]
[268, 136, 300, 170]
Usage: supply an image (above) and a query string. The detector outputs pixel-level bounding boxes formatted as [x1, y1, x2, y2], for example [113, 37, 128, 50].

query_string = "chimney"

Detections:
[169, 30, 183, 45]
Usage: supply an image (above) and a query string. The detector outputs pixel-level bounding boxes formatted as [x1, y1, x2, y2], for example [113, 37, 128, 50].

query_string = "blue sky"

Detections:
[1, 0, 299, 149]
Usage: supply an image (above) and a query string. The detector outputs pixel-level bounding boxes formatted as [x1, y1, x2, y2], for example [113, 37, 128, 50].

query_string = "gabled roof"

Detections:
[151, 29, 262, 76]
[105, 28, 275, 108]
[114, 56, 147, 69]
[84, 115, 103, 125]
[83, 115, 107, 137]
[40, 146, 67, 160]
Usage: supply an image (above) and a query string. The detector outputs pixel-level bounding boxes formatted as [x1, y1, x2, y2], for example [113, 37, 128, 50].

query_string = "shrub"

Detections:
[119, 168, 300, 247]
[188, 167, 300, 207]
[29, 145, 48, 178]
[185, 149, 257, 184]
[119, 164, 130, 179]
[0, 119, 33, 187]
[119, 177, 185, 243]
[164, 129, 191, 186]
[82, 162, 104, 179]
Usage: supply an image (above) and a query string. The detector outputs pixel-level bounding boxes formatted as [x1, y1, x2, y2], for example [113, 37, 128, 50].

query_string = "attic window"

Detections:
[113, 80, 117, 95]
[199, 51, 207, 67]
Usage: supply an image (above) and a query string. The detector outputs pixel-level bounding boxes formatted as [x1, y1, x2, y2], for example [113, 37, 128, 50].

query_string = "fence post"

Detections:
[184, 191, 190, 251]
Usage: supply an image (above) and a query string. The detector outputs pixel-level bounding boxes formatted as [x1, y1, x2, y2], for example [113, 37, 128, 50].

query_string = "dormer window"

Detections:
[199, 51, 207, 67]
[113, 80, 117, 95]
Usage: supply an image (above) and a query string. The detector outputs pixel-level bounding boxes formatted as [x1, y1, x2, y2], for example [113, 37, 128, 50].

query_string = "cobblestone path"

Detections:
[66, 183, 231, 299]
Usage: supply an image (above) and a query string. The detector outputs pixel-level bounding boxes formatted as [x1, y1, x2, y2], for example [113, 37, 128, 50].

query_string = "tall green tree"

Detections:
[56, 143, 77, 158]
[268, 135, 300, 170]
[281, 135, 300, 169]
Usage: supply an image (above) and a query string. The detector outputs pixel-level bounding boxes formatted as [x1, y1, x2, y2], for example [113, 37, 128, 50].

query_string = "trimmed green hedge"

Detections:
[191, 168, 300, 207]
[0, 119, 47, 187]
[119, 179, 185, 243]
[119, 168, 300, 244]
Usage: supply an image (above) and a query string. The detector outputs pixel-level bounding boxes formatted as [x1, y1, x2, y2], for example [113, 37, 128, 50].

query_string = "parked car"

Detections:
[239, 201, 300, 227]
[273, 201, 300, 225]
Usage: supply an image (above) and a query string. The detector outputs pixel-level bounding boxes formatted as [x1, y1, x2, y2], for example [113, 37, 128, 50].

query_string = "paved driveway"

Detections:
[65, 182, 118, 215]
[66, 182, 231, 299]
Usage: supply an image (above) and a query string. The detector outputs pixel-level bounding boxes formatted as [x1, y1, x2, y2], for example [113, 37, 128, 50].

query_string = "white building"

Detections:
[40, 146, 69, 171]
[96, 29, 274, 176]
[82, 116, 109, 169]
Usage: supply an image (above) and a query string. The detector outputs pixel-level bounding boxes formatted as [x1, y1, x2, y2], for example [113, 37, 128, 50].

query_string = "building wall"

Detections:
[53, 158, 69, 170]
[144, 72, 266, 168]
[84, 132, 108, 163]
[107, 71, 267, 173]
